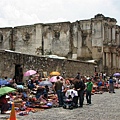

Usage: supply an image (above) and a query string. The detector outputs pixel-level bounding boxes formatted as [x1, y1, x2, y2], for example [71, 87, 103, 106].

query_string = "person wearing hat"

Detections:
[85, 78, 93, 105]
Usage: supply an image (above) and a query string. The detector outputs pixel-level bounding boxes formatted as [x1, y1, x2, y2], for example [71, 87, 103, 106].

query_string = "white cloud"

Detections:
[0, 0, 120, 27]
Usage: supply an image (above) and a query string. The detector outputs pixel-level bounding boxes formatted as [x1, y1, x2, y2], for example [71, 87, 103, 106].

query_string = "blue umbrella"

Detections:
[113, 73, 120, 77]
[0, 80, 9, 86]
[39, 81, 53, 87]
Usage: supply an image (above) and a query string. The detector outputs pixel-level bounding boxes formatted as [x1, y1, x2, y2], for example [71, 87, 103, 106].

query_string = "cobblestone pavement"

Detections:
[1, 89, 120, 120]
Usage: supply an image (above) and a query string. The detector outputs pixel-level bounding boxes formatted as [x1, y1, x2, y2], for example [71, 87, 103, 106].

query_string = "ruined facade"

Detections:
[0, 14, 120, 74]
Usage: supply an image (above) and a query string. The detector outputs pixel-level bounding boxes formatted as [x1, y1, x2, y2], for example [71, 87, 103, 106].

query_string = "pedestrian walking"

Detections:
[109, 76, 115, 93]
[86, 78, 93, 105]
[78, 79, 85, 107]
[54, 76, 63, 107]
[74, 79, 85, 107]
[73, 79, 79, 107]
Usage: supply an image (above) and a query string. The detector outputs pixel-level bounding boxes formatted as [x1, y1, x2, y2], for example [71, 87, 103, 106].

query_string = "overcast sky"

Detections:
[0, 0, 120, 27]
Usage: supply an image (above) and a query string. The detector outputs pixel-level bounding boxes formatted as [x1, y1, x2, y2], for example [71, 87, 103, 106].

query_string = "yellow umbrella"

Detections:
[50, 71, 60, 76]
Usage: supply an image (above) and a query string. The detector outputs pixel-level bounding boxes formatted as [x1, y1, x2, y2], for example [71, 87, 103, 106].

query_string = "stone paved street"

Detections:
[1, 89, 120, 120]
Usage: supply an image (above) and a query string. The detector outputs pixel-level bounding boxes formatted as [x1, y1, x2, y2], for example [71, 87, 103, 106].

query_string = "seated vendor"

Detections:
[43, 85, 49, 99]
[35, 86, 44, 99]
[38, 94, 47, 104]
[28, 79, 36, 90]
[0, 95, 10, 114]
[97, 80, 103, 91]
[17, 89, 28, 101]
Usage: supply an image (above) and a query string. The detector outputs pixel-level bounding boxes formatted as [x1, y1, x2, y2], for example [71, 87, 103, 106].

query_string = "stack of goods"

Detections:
[47, 94, 58, 107]
[14, 98, 23, 108]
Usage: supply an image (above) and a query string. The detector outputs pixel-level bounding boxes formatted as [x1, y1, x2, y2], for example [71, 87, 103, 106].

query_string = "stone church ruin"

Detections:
[0, 14, 120, 79]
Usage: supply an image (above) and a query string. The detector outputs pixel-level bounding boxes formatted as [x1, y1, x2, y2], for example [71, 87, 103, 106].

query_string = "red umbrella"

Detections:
[49, 76, 63, 82]
[24, 70, 37, 76]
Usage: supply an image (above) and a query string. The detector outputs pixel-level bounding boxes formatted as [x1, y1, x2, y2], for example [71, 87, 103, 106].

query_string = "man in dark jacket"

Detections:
[109, 76, 115, 93]
[78, 80, 85, 107]
[74, 79, 85, 107]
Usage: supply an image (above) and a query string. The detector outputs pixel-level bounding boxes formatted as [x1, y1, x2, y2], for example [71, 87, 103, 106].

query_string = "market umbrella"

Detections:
[49, 76, 63, 82]
[0, 86, 16, 96]
[39, 81, 53, 87]
[24, 70, 37, 76]
[50, 71, 60, 76]
[0, 80, 9, 86]
[113, 73, 120, 77]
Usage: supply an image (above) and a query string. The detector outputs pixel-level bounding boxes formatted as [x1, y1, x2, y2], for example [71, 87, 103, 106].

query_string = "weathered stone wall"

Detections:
[78, 20, 92, 59]
[0, 27, 13, 50]
[0, 50, 96, 80]
[43, 22, 71, 57]
[1, 14, 120, 75]
[13, 24, 42, 55]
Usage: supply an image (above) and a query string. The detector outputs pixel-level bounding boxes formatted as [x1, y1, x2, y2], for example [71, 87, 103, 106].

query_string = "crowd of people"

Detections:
[0, 71, 119, 114]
